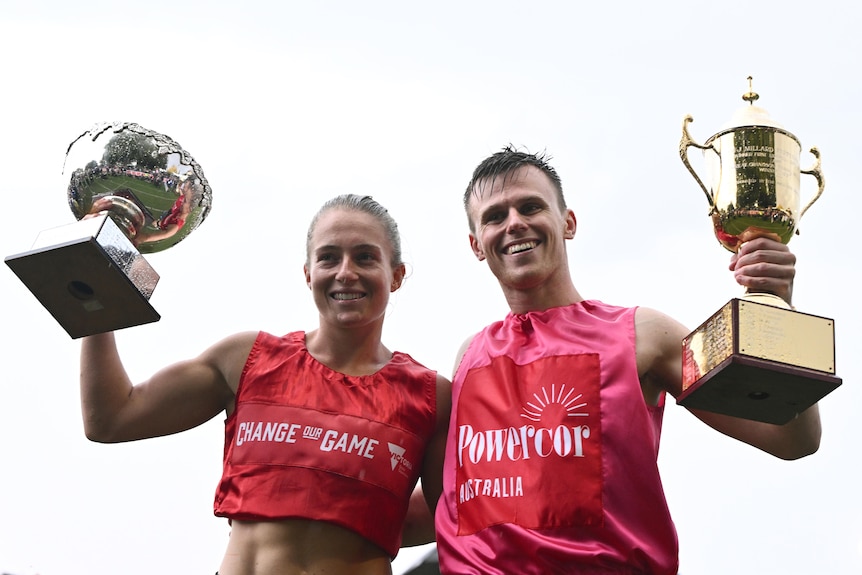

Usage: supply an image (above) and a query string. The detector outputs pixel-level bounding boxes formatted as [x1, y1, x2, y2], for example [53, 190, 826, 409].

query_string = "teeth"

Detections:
[332, 292, 363, 301]
[507, 241, 536, 255]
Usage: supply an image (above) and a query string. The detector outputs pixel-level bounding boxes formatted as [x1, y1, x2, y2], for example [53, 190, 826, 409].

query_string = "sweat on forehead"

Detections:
[470, 167, 531, 200]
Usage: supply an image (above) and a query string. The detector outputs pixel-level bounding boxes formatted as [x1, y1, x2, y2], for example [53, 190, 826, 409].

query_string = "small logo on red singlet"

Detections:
[388, 442, 414, 476]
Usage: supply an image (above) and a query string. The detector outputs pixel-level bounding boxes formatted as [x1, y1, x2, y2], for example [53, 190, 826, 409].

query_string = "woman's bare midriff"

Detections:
[217, 518, 394, 575]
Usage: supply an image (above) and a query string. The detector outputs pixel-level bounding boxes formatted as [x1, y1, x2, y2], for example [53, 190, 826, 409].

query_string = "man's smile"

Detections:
[504, 240, 538, 255]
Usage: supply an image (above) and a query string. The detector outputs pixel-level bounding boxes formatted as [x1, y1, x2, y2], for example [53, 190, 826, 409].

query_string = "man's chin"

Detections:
[496, 269, 546, 291]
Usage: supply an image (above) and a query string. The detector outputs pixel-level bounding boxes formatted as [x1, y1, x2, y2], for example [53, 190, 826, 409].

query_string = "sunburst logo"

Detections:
[521, 384, 589, 422]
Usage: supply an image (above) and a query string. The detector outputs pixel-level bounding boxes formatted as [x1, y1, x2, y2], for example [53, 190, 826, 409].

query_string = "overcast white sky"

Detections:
[1, 1, 860, 574]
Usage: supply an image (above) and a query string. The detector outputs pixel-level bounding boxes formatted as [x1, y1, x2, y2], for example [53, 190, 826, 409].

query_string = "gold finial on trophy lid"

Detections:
[742, 75, 759, 104]
[726, 75, 784, 129]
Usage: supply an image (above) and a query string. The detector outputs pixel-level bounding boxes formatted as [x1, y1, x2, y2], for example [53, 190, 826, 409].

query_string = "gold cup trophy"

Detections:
[678, 78, 841, 424]
[5, 122, 212, 339]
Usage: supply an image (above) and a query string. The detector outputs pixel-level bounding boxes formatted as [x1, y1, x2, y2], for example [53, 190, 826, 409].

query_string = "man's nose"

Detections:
[505, 208, 528, 231]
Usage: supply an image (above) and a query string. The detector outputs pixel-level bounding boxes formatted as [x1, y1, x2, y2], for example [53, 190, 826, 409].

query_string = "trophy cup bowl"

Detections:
[676, 80, 840, 424]
[5, 122, 212, 338]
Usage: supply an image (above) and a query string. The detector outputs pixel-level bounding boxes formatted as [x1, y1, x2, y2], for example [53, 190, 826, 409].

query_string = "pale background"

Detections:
[1, 1, 859, 574]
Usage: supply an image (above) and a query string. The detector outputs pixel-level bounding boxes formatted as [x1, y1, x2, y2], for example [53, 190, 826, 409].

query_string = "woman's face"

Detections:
[304, 208, 405, 329]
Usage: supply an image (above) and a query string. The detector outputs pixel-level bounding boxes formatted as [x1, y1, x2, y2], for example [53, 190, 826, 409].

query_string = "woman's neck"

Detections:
[304, 324, 391, 376]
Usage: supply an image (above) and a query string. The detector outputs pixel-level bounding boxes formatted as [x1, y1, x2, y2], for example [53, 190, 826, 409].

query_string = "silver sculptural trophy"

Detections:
[5, 122, 212, 338]
[677, 78, 841, 425]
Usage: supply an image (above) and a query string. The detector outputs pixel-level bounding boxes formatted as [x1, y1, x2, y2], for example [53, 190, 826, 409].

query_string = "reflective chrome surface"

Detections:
[64, 122, 212, 254]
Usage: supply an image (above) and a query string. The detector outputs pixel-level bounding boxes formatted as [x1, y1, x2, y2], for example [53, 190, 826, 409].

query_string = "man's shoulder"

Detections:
[633, 306, 685, 330]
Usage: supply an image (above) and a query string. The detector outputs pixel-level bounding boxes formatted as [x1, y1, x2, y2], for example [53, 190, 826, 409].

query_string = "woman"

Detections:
[80, 194, 450, 575]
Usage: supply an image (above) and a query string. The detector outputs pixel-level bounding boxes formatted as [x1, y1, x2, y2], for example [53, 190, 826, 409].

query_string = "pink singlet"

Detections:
[213, 331, 437, 558]
[435, 301, 678, 574]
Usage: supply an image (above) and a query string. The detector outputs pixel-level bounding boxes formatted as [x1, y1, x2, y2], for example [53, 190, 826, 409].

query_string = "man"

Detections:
[427, 146, 820, 574]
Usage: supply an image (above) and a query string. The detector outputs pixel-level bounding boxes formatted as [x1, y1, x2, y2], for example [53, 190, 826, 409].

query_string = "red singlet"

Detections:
[214, 331, 437, 558]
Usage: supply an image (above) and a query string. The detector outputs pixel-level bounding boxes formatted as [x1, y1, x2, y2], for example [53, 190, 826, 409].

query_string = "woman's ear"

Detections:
[391, 263, 407, 292]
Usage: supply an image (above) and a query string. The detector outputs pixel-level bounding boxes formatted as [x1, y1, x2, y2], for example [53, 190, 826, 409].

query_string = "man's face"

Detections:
[467, 166, 576, 292]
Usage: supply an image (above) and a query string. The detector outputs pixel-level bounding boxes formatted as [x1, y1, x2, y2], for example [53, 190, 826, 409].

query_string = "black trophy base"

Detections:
[5, 215, 160, 339]
[679, 298, 841, 425]
[677, 354, 842, 425]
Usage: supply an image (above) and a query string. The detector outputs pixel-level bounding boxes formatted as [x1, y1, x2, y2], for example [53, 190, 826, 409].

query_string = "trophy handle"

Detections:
[679, 115, 716, 210]
[799, 146, 825, 222]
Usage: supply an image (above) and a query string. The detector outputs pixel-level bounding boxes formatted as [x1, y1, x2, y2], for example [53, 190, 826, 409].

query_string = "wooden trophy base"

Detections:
[679, 298, 841, 425]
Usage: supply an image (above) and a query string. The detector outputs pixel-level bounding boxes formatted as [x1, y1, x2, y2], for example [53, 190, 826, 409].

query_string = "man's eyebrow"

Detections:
[478, 193, 547, 214]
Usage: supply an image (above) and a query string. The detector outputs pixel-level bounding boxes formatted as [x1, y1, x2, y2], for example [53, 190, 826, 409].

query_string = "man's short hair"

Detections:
[464, 145, 566, 232]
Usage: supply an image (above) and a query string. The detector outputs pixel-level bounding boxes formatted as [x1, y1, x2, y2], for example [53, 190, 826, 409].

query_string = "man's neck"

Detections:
[503, 281, 584, 315]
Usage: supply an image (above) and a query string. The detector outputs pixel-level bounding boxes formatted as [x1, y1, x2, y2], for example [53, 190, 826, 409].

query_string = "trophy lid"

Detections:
[722, 76, 785, 130]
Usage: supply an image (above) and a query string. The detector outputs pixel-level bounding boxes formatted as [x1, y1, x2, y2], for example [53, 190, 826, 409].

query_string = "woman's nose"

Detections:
[335, 259, 359, 282]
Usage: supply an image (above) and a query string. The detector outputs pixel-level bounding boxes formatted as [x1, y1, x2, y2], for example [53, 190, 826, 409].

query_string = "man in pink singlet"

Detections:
[405, 146, 822, 575]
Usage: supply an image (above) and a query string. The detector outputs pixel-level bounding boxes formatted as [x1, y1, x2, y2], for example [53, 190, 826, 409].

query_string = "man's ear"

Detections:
[564, 209, 577, 239]
[303, 265, 311, 288]
[469, 234, 486, 261]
